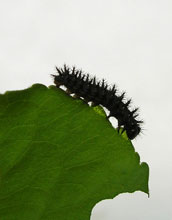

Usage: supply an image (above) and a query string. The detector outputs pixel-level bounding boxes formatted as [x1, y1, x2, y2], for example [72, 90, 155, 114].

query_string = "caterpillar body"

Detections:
[52, 65, 143, 140]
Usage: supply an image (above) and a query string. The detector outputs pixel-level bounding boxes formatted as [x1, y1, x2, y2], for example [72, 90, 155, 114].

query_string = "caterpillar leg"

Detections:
[117, 120, 125, 134]
[66, 89, 72, 95]
[120, 127, 126, 134]
[73, 94, 79, 98]
[90, 102, 97, 107]
[117, 126, 121, 133]
[117, 126, 125, 135]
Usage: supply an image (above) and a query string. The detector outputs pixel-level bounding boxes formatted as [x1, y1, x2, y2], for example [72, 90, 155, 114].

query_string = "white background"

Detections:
[0, 0, 172, 219]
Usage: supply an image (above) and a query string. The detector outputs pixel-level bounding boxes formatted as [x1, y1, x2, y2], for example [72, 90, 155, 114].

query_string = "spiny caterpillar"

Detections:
[52, 64, 143, 140]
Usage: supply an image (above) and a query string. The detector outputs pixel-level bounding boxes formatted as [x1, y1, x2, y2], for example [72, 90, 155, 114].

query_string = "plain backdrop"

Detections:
[0, 0, 172, 219]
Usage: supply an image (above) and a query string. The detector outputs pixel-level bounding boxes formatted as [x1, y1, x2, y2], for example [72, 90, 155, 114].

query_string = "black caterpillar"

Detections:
[52, 64, 143, 140]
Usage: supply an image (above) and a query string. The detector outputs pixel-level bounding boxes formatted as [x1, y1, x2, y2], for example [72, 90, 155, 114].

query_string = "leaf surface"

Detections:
[0, 84, 149, 220]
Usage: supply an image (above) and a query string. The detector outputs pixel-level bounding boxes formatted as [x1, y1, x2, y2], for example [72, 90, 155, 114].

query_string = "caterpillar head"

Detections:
[126, 123, 141, 140]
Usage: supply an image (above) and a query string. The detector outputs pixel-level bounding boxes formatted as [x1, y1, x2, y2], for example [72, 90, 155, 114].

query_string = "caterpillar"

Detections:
[52, 64, 143, 140]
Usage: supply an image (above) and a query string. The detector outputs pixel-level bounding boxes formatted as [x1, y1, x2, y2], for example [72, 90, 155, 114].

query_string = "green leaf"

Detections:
[0, 84, 149, 220]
